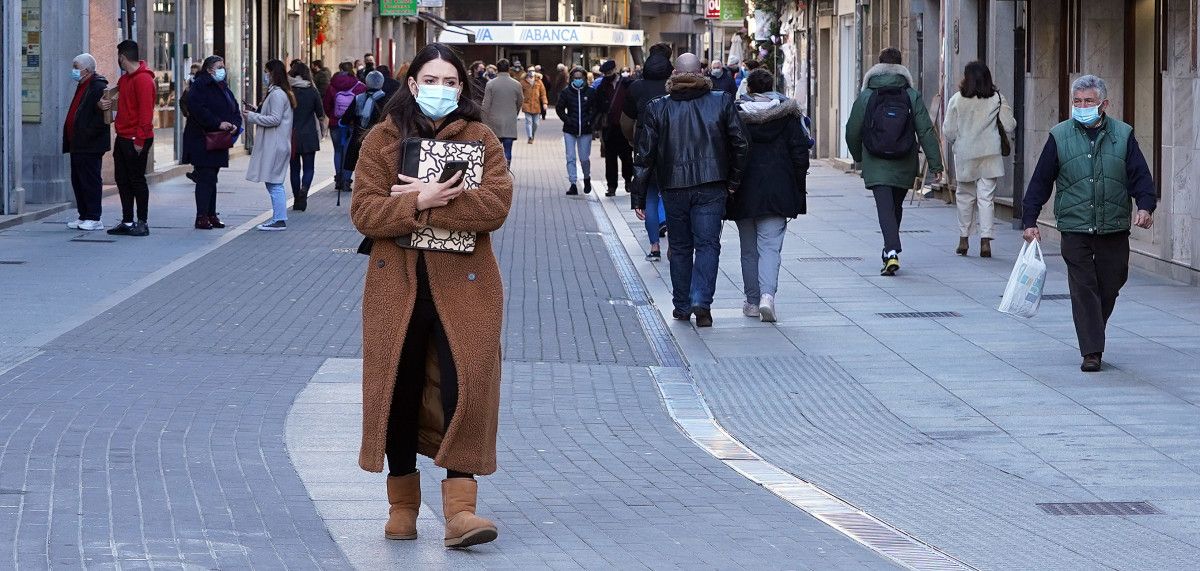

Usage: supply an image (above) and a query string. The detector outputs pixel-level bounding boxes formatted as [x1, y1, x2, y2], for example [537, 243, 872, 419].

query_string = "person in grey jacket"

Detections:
[288, 61, 326, 212]
[482, 59, 523, 165]
[244, 59, 295, 231]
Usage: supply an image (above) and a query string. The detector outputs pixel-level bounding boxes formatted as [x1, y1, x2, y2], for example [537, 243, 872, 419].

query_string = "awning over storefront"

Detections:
[438, 23, 645, 47]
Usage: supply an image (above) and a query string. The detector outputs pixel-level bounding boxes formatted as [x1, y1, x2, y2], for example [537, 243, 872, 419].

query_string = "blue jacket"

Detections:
[181, 72, 242, 168]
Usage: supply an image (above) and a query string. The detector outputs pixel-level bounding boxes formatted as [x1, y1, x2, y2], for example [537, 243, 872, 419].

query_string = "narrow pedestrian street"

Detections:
[1, 117, 1199, 569]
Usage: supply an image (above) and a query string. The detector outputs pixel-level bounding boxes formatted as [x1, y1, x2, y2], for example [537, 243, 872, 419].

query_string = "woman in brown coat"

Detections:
[350, 43, 513, 549]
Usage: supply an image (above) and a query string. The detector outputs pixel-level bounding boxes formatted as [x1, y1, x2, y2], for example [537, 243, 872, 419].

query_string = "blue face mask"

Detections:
[415, 84, 460, 120]
[571, 78, 585, 88]
[71, 69, 82, 82]
[1072, 104, 1101, 126]
[213, 68, 227, 83]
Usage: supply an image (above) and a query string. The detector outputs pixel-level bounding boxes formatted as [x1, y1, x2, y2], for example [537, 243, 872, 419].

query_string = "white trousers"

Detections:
[956, 177, 997, 239]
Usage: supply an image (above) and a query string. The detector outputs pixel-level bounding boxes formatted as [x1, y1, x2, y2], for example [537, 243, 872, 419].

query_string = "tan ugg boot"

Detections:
[385, 472, 420, 540]
[441, 478, 498, 548]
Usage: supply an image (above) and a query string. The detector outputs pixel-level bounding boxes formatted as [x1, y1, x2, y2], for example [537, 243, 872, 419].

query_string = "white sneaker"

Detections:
[742, 302, 760, 318]
[78, 220, 105, 231]
[66, 219, 83, 229]
[759, 294, 777, 323]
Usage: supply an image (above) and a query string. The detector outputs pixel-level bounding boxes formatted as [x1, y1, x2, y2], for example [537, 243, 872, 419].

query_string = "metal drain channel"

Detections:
[587, 196, 973, 571]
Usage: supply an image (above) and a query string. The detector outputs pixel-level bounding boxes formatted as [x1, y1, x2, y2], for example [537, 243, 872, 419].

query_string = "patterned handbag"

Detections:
[394, 137, 485, 254]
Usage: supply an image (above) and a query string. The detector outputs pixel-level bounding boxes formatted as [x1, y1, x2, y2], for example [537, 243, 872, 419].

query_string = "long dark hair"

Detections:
[288, 60, 313, 82]
[265, 59, 297, 108]
[383, 43, 482, 138]
[959, 61, 996, 99]
[200, 55, 224, 79]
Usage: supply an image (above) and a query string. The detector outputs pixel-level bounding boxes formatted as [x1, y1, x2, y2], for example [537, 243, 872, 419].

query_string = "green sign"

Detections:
[380, 0, 418, 16]
[720, 0, 745, 21]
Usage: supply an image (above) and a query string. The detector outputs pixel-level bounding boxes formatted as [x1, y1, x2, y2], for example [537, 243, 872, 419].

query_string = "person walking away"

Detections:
[288, 61, 326, 211]
[708, 59, 737, 95]
[595, 60, 634, 197]
[557, 67, 598, 196]
[101, 40, 155, 237]
[845, 48, 944, 276]
[349, 42, 513, 548]
[521, 68, 547, 144]
[244, 59, 296, 231]
[942, 61, 1017, 257]
[632, 53, 749, 327]
[481, 58, 523, 165]
[376, 65, 401, 99]
[181, 55, 241, 229]
[324, 64, 366, 193]
[1021, 75, 1156, 372]
[622, 43, 674, 260]
[340, 70, 389, 181]
[63, 53, 111, 232]
[727, 70, 810, 322]
[312, 60, 332, 96]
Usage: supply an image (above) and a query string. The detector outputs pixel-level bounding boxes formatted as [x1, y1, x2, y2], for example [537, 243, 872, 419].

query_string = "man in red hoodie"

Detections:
[100, 40, 156, 236]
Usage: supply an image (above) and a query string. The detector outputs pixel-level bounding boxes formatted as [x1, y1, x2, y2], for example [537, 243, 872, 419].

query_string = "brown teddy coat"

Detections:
[350, 116, 513, 475]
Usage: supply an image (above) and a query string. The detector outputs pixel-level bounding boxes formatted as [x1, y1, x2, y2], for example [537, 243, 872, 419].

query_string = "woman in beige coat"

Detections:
[244, 59, 295, 231]
[942, 61, 1017, 257]
[350, 43, 513, 549]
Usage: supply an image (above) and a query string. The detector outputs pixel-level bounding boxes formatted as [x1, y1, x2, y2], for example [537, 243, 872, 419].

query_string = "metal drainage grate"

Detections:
[1038, 501, 1163, 516]
[1042, 294, 1072, 300]
[0, 260, 26, 265]
[70, 238, 116, 243]
[875, 229, 931, 234]
[877, 311, 962, 319]
[796, 256, 863, 262]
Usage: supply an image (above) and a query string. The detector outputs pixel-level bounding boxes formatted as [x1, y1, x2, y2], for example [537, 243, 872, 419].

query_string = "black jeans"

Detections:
[871, 185, 908, 256]
[386, 298, 472, 479]
[1061, 231, 1130, 356]
[193, 167, 220, 217]
[603, 127, 633, 191]
[69, 152, 104, 221]
[289, 151, 315, 197]
[114, 137, 152, 223]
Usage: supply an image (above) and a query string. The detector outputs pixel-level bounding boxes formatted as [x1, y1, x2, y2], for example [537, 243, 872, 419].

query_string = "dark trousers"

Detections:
[661, 183, 727, 312]
[386, 298, 472, 479]
[113, 137, 152, 223]
[499, 138, 515, 165]
[1061, 231, 1130, 356]
[289, 151, 315, 197]
[69, 152, 103, 221]
[870, 185, 908, 256]
[193, 167, 220, 217]
[603, 127, 633, 191]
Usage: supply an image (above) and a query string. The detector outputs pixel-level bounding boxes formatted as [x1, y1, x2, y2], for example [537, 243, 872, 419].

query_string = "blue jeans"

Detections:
[500, 138, 515, 165]
[266, 182, 288, 222]
[643, 182, 667, 247]
[525, 113, 541, 139]
[331, 125, 352, 184]
[564, 133, 592, 183]
[661, 183, 726, 312]
[290, 151, 315, 194]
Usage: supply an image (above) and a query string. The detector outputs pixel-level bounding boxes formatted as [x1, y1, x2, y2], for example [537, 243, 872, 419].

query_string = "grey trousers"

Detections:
[736, 216, 788, 304]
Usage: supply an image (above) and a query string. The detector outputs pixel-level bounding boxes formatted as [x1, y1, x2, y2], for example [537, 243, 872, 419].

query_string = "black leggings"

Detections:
[386, 298, 473, 479]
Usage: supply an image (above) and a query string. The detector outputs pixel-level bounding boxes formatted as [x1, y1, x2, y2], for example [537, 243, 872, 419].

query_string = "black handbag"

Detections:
[996, 94, 1011, 157]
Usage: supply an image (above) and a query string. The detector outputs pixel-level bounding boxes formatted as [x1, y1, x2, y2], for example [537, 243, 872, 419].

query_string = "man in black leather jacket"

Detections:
[632, 53, 750, 328]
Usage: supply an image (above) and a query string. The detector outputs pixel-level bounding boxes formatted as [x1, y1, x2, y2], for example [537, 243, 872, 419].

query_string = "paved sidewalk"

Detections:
[601, 161, 1200, 569]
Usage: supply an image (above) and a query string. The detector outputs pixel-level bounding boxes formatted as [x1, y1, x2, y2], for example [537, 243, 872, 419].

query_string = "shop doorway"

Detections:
[1124, 0, 1162, 196]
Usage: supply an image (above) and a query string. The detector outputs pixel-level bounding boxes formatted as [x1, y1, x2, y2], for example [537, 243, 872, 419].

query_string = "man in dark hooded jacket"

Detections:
[623, 43, 674, 261]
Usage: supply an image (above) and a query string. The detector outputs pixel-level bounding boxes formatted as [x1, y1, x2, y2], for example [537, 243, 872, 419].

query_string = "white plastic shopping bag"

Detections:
[997, 240, 1047, 318]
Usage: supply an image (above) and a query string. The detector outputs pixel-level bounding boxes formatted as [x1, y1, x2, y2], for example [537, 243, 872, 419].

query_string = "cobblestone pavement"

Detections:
[601, 162, 1200, 569]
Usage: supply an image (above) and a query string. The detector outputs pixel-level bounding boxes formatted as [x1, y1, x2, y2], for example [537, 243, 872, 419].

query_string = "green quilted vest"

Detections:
[1049, 116, 1133, 234]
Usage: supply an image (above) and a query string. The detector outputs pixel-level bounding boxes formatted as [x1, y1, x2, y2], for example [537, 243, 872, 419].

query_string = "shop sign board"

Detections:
[379, 0, 418, 16]
[706, 0, 721, 19]
[439, 25, 644, 47]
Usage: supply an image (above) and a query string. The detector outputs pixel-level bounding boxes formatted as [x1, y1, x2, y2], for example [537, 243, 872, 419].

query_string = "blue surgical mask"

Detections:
[213, 68, 227, 83]
[71, 69, 82, 82]
[572, 78, 584, 88]
[415, 84, 460, 120]
[1072, 104, 1101, 126]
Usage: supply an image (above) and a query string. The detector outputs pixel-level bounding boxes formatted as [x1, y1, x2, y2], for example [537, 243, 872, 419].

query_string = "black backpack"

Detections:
[862, 86, 916, 160]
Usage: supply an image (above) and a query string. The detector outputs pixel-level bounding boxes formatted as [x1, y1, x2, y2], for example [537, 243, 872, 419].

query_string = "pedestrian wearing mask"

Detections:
[942, 61, 1017, 257]
[595, 60, 634, 196]
[288, 61, 326, 212]
[557, 66, 598, 195]
[482, 59, 523, 164]
[62, 53, 111, 232]
[244, 59, 296, 231]
[708, 59, 736, 94]
[102, 40, 155, 237]
[341, 71, 390, 179]
[350, 42, 513, 549]
[181, 55, 241, 229]
[469, 60, 487, 106]
[521, 68, 547, 144]
[622, 43, 674, 260]
[727, 70, 810, 322]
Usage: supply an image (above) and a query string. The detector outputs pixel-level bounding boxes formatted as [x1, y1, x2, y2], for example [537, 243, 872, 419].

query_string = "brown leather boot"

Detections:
[208, 214, 226, 229]
[441, 478, 498, 548]
[194, 215, 213, 230]
[980, 238, 993, 258]
[385, 471, 420, 540]
[956, 236, 969, 256]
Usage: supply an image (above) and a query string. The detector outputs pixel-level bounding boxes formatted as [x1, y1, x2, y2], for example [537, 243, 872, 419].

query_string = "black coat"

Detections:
[62, 74, 111, 155]
[181, 72, 242, 168]
[339, 89, 388, 172]
[622, 53, 673, 122]
[291, 84, 325, 154]
[709, 70, 737, 96]
[556, 85, 599, 136]
[725, 97, 811, 220]
[631, 74, 750, 209]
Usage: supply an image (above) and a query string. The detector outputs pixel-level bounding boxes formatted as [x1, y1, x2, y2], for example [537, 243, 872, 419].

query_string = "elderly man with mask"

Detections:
[1022, 74, 1157, 373]
[63, 53, 112, 231]
[632, 53, 749, 328]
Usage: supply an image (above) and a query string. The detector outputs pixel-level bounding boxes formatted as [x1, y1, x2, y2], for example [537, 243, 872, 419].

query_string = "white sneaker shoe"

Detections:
[78, 220, 105, 231]
[759, 294, 777, 323]
[742, 302, 760, 318]
[66, 219, 83, 229]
